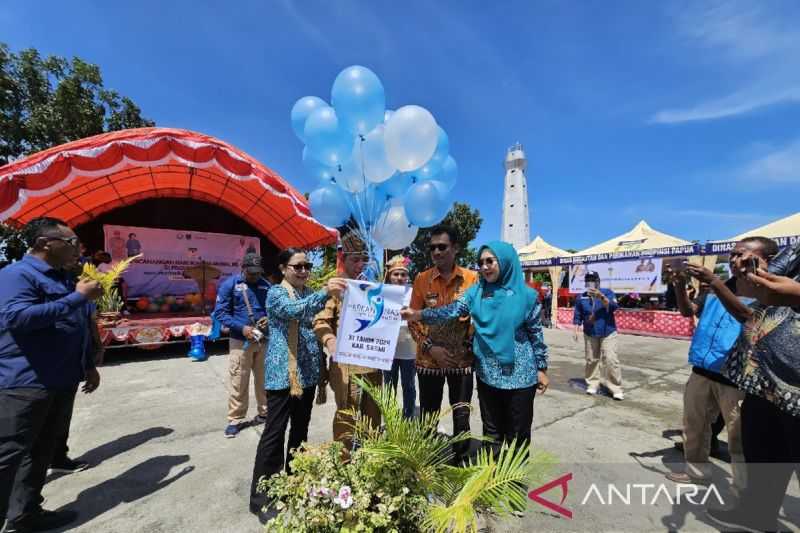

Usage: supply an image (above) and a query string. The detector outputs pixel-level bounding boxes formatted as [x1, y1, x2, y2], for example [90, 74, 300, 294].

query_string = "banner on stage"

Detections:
[569, 258, 666, 294]
[334, 280, 406, 371]
[103, 224, 260, 297]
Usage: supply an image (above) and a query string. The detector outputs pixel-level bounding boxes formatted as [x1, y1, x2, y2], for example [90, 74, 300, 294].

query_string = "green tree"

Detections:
[0, 43, 154, 165]
[404, 202, 483, 277]
[0, 222, 28, 263]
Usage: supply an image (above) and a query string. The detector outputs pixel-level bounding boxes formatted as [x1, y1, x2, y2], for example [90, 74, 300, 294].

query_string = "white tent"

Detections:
[730, 212, 800, 240]
[577, 220, 691, 256]
[518, 235, 571, 324]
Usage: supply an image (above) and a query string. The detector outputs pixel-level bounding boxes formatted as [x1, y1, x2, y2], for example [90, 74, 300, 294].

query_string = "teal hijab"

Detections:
[467, 241, 538, 366]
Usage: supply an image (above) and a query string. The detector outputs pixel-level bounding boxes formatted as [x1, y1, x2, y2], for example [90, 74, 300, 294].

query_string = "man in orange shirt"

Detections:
[409, 225, 478, 464]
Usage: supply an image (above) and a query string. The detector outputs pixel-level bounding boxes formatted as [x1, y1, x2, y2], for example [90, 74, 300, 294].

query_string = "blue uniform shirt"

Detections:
[688, 294, 744, 374]
[573, 288, 618, 338]
[212, 274, 270, 341]
[0, 255, 91, 390]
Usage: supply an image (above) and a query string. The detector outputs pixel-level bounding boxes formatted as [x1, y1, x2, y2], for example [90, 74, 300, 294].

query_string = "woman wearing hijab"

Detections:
[402, 241, 549, 455]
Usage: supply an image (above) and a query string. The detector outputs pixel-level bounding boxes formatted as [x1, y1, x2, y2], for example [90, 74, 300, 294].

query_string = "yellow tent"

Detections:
[519, 235, 572, 261]
[730, 212, 800, 240]
[577, 220, 691, 255]
[518, 236, 571, 324]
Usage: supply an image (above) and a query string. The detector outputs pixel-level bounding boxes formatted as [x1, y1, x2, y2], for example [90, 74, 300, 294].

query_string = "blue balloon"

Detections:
[309, 185, 352, 227]
[377, 172, 414, 200]
[302, 147, 336, 183]
[408, 127, 449, 181]
[331, 65, 386, 136]
[291, 96, 327, 142]
[304, 106, 355, 167]
[404, 180, 451, 228]
[435, 156, 458, 192]
[354, 185, 389, 228]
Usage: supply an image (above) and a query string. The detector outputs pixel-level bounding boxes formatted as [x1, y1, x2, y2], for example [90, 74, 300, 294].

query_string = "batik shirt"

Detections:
[421, 296, 548, 390]
[264, 285, 329, 391]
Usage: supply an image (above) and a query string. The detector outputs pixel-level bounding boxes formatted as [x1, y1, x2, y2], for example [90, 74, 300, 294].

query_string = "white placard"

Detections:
[569, 258, 666, 294]
[334, 280, 406, 371]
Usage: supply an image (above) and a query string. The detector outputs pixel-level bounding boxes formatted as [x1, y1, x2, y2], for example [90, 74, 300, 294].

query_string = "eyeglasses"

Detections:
[288, 263, 313, 272]
[428, 244, 449, 252]
[46, 236, 80, 248]
[478, 257, 497, 267]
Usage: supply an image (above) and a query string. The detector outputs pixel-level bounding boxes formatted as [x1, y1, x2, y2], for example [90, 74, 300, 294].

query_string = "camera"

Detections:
[251, 317, 269, 344]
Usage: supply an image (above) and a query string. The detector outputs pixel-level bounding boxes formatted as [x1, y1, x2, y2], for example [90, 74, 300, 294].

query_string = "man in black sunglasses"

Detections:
[408, 224, 479, 464]
[0, 217, 103, 532]
[213, 253, 270, 439]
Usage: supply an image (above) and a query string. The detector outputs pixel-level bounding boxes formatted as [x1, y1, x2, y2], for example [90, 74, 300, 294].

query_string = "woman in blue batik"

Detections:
[249, 248, 346, 523]
[403, 241, 549, 457]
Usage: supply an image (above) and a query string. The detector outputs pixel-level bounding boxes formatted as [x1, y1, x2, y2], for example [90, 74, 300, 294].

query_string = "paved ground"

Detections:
[42, 329, 799, 532]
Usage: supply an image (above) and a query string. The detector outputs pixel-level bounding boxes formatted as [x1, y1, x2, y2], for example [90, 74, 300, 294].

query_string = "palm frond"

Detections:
[81, 254, 142, 293]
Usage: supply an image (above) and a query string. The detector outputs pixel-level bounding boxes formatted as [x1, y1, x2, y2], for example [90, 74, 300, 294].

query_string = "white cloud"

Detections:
[740, 139, 800, 183]
[652, 0, 800, 123]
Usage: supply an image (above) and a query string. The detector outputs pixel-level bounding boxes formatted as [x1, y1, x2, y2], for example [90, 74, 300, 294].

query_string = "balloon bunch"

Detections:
[293, 66, 456, 263]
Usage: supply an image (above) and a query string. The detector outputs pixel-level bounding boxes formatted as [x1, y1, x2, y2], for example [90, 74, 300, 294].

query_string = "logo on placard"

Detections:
[354, 283, 384, 333]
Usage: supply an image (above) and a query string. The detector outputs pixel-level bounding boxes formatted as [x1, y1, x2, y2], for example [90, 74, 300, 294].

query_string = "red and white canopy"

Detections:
[0, 127, 336, 249]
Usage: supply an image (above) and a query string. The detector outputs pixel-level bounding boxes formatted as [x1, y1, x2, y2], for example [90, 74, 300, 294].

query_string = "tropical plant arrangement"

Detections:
[259, 378, 555, 533]
[80, 254, 142, 318]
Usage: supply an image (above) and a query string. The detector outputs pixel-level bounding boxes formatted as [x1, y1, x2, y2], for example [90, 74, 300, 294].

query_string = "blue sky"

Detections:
[2, 1, 798, 250]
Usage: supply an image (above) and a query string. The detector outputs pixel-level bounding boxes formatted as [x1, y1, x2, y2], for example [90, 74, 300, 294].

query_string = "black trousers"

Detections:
[249, 386, 315, 512]
[738, 394, 800, 529]
[417, 372, 473, 461]
[51, 387, 79, 464]
[0, 387, 77, 521]
[477, 378, 536, 457]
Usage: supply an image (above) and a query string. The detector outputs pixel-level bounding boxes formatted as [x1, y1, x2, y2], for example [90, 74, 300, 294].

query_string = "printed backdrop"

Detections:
[103, 224, 260, 298]
[569, 259, 666, 294]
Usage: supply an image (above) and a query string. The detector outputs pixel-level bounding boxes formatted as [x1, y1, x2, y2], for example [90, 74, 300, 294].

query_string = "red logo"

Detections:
[528, 473, 573, 519]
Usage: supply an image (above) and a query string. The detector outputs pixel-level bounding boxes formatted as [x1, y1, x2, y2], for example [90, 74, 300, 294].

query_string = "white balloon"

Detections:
[373, 202, 419, 250]
[353, 125, 395, 184]
[384, 105, 439, 172]
[333, 157, 366, 193]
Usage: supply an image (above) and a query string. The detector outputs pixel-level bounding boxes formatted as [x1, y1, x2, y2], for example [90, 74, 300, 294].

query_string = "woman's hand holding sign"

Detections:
[400, 307, 422, 322]
[325, 278, 348, 298]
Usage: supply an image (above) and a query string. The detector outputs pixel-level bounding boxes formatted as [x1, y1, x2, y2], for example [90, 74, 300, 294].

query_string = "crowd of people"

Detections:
[1, 215, 800, 532]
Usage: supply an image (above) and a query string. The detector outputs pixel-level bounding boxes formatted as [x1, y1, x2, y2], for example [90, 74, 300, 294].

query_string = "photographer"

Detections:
[573, 271, 624, 400]
[213, 253, 270, 439]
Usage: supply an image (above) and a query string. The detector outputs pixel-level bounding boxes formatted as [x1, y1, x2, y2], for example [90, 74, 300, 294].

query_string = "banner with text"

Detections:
[103, 224, 261, 298]
[334, 280, 406, 371]
[569, 258, 665, 294]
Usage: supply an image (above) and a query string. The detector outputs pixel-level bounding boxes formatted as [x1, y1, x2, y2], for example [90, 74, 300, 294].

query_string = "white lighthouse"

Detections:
[501, 142, 530, 250]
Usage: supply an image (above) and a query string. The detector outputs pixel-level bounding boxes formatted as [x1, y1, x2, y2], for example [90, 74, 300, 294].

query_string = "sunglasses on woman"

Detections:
[287, 262, 313, 272]
[478, 257, 497, 267]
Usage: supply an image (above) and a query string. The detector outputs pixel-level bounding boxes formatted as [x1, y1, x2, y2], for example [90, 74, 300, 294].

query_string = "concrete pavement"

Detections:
[40, 329, 799, 532]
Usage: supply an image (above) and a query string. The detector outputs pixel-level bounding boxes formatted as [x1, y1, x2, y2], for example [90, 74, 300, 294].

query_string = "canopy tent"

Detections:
[518, 235, 571, 325]
[576, 220, 692, 256]
[730, 212, 800, 240]
[519, 235, 572, 263]
[0, 128, 336, 249]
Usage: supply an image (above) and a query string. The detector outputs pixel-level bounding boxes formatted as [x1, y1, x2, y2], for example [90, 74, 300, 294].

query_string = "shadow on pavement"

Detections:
[55, 454, 194, 531]
[81, 426, 175, 468]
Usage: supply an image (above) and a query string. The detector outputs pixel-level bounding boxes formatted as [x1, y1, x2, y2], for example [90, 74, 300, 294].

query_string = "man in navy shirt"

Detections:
[212, 253, 270, 439]
[573, 270, 624, 400]
[0, 217, 103, 532]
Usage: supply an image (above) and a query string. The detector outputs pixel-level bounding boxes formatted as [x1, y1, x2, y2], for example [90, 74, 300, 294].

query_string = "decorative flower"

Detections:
[334, 485, 353, 509]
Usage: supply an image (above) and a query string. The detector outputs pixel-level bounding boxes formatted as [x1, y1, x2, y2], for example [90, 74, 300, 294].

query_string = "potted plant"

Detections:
[81, 254, 142, 326]
[259, 378, 555, 532]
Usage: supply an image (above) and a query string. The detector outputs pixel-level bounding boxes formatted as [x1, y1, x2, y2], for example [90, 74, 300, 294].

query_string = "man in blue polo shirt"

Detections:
[0, 217, 103, 533]
[573, 270, 624, 400]
[213, 253, 270, 439]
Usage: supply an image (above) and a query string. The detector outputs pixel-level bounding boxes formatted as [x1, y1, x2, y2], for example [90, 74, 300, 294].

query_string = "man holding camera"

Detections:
[573, 271, 624, 400]
[213, 253, 270, 438]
